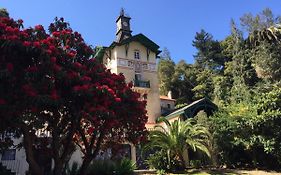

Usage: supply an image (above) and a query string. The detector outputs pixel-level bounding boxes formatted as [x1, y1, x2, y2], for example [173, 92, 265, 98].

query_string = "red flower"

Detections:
[31, 107, 37, 112]
[52, 31, 60, 37]
[50, 57, 57, 63]
[22, 84, 37, 97]
[7, 35, 19, 41]
[46, 49, 52, 55]
[73, 62, 82, 69]
[35, 25, 44, 31]
[23, 41, 31, 47]
[42, 39, 49, 45]
[33, 41, 40, 48]
[128, 82, 133, 88]
[81, 76, 92, 82]
[26, 66, 38, 73]
[115, 98, 121, 102]
[50, 89, 59, 100]
[67, 71, 78, 79]
[6, 63, 14, 72]
[53, 64, 61, 72]
[5, 26, 14, 33]
[87, 127, 94, 134]
[0, 99, 6, 105]
[73, 84, 91, 92]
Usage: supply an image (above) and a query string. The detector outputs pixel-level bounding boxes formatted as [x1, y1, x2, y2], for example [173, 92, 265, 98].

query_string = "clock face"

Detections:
[122, 21, 128, 27]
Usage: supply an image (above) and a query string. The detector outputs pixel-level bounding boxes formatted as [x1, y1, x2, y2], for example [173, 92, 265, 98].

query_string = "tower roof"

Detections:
[116, 8, 131, 22]
[109, 33, 161, 55]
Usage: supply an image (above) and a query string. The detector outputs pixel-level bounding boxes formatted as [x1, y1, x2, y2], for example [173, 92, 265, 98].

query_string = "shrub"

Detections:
[86, 158, 135, 175]
[115, 158, 136, 175]
[64, 162, 79, 175]
[86, 159, 115, 175]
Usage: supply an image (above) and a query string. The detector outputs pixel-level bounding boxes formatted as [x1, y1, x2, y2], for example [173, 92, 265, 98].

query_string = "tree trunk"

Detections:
[53, 160, 64, 175]
[22, 129, 44, 175]
[78, 156, 92, 175]
[52, 125, 64, 175]
[183, 148, 189, 168]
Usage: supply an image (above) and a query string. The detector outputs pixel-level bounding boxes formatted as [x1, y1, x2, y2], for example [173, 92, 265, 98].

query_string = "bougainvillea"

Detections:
[0, 16, 147, 175]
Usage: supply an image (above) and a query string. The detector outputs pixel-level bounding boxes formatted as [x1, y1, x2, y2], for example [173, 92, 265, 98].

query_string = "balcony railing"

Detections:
[134, 80, 150, 88]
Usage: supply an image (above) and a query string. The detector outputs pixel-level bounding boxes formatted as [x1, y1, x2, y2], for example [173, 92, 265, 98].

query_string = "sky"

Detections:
[2, 0, 281, 63]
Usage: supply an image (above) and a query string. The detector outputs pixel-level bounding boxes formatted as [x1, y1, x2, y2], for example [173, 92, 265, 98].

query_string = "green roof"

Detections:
[165, 98, 218, 120]
[94, 46, 107, 62]
[109, 33, 161, 55]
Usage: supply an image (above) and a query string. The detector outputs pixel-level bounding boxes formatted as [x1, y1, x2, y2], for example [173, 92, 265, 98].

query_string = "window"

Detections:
[167, 104, 171, 109]
[143, 94, 148, 100]
[134, 50, 140, 59]
[135, 73, 141, 81]
[1, 149, 16, 160]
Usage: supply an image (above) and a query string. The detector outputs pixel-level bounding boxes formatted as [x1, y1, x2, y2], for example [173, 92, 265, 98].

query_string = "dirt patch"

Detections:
[236, 170, 281, 175]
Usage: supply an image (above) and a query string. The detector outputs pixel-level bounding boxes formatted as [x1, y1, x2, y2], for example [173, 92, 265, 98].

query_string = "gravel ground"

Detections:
[236, 170, 281, 175]
[134, 169, 281, 175]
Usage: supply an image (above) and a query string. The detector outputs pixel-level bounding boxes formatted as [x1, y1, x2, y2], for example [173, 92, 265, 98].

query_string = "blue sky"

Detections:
[2, 1, 281, 63]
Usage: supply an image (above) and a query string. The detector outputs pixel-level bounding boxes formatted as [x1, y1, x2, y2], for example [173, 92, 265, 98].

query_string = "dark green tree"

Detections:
[170, 60, 196, 104]
[0, 8, 9, 17]
[193, 29, 229, 72]
[158, 47, 175, 95]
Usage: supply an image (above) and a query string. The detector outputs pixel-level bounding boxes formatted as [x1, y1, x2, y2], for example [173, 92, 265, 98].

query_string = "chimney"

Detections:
[167, 91, 172, 99]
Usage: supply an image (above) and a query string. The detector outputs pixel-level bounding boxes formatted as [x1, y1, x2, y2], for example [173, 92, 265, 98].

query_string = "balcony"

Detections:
[132, 80, 150, 93]
[134, 80, 150, 88]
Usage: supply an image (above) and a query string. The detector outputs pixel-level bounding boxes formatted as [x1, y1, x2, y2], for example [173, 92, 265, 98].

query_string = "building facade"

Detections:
[102, 9, 162, 129]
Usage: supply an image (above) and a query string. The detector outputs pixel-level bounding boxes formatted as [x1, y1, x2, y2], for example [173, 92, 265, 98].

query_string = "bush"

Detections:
[86, 158, 135, 175]
[146, 150, 182, 172]
[146, 150, 169, 171]
[64, 162, 79, 175]
[115, 158, 136, 175]
[86, 159, 115, 175]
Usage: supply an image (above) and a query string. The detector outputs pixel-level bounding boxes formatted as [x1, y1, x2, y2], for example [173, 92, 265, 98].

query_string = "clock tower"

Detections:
[116, 8, 132, 42]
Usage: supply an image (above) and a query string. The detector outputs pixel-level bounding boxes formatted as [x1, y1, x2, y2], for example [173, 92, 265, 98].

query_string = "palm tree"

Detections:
[143, 117, 211, 170]
[247, 24, 281, 47]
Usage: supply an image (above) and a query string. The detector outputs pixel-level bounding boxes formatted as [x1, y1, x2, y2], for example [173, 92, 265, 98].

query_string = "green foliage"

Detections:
[86, 158, 135, 175]
[156, 7, 281, 170]
[193, 29, 229, 72]
[240, 8, 281, 34]
[171, 61, 196, 104]
[143, 118, 211, 172]
[146, 150, 170, 171]
[65, 162, 79, 175]
[251, 42, 281, 81]
[0, 8, 9, 17]
[158, 55, 175, 95]
[192, 69, 214, 99]
[114, 158, 136, 175]
[86, 159, 115, 175]
[211, 87, 281, 169]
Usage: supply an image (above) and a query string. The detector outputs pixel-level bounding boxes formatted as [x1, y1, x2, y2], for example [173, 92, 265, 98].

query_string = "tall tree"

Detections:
[158, 47, 175, 95]
[0, 16, 147, 175]
[240, 8, 281, 34]
[193, 29, 228, 72]
[251, 41, 281, 81]
[170, 60, 196, 104]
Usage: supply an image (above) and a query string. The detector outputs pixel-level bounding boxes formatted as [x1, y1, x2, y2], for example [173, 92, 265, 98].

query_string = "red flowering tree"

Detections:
[0, 16, 147, 175]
